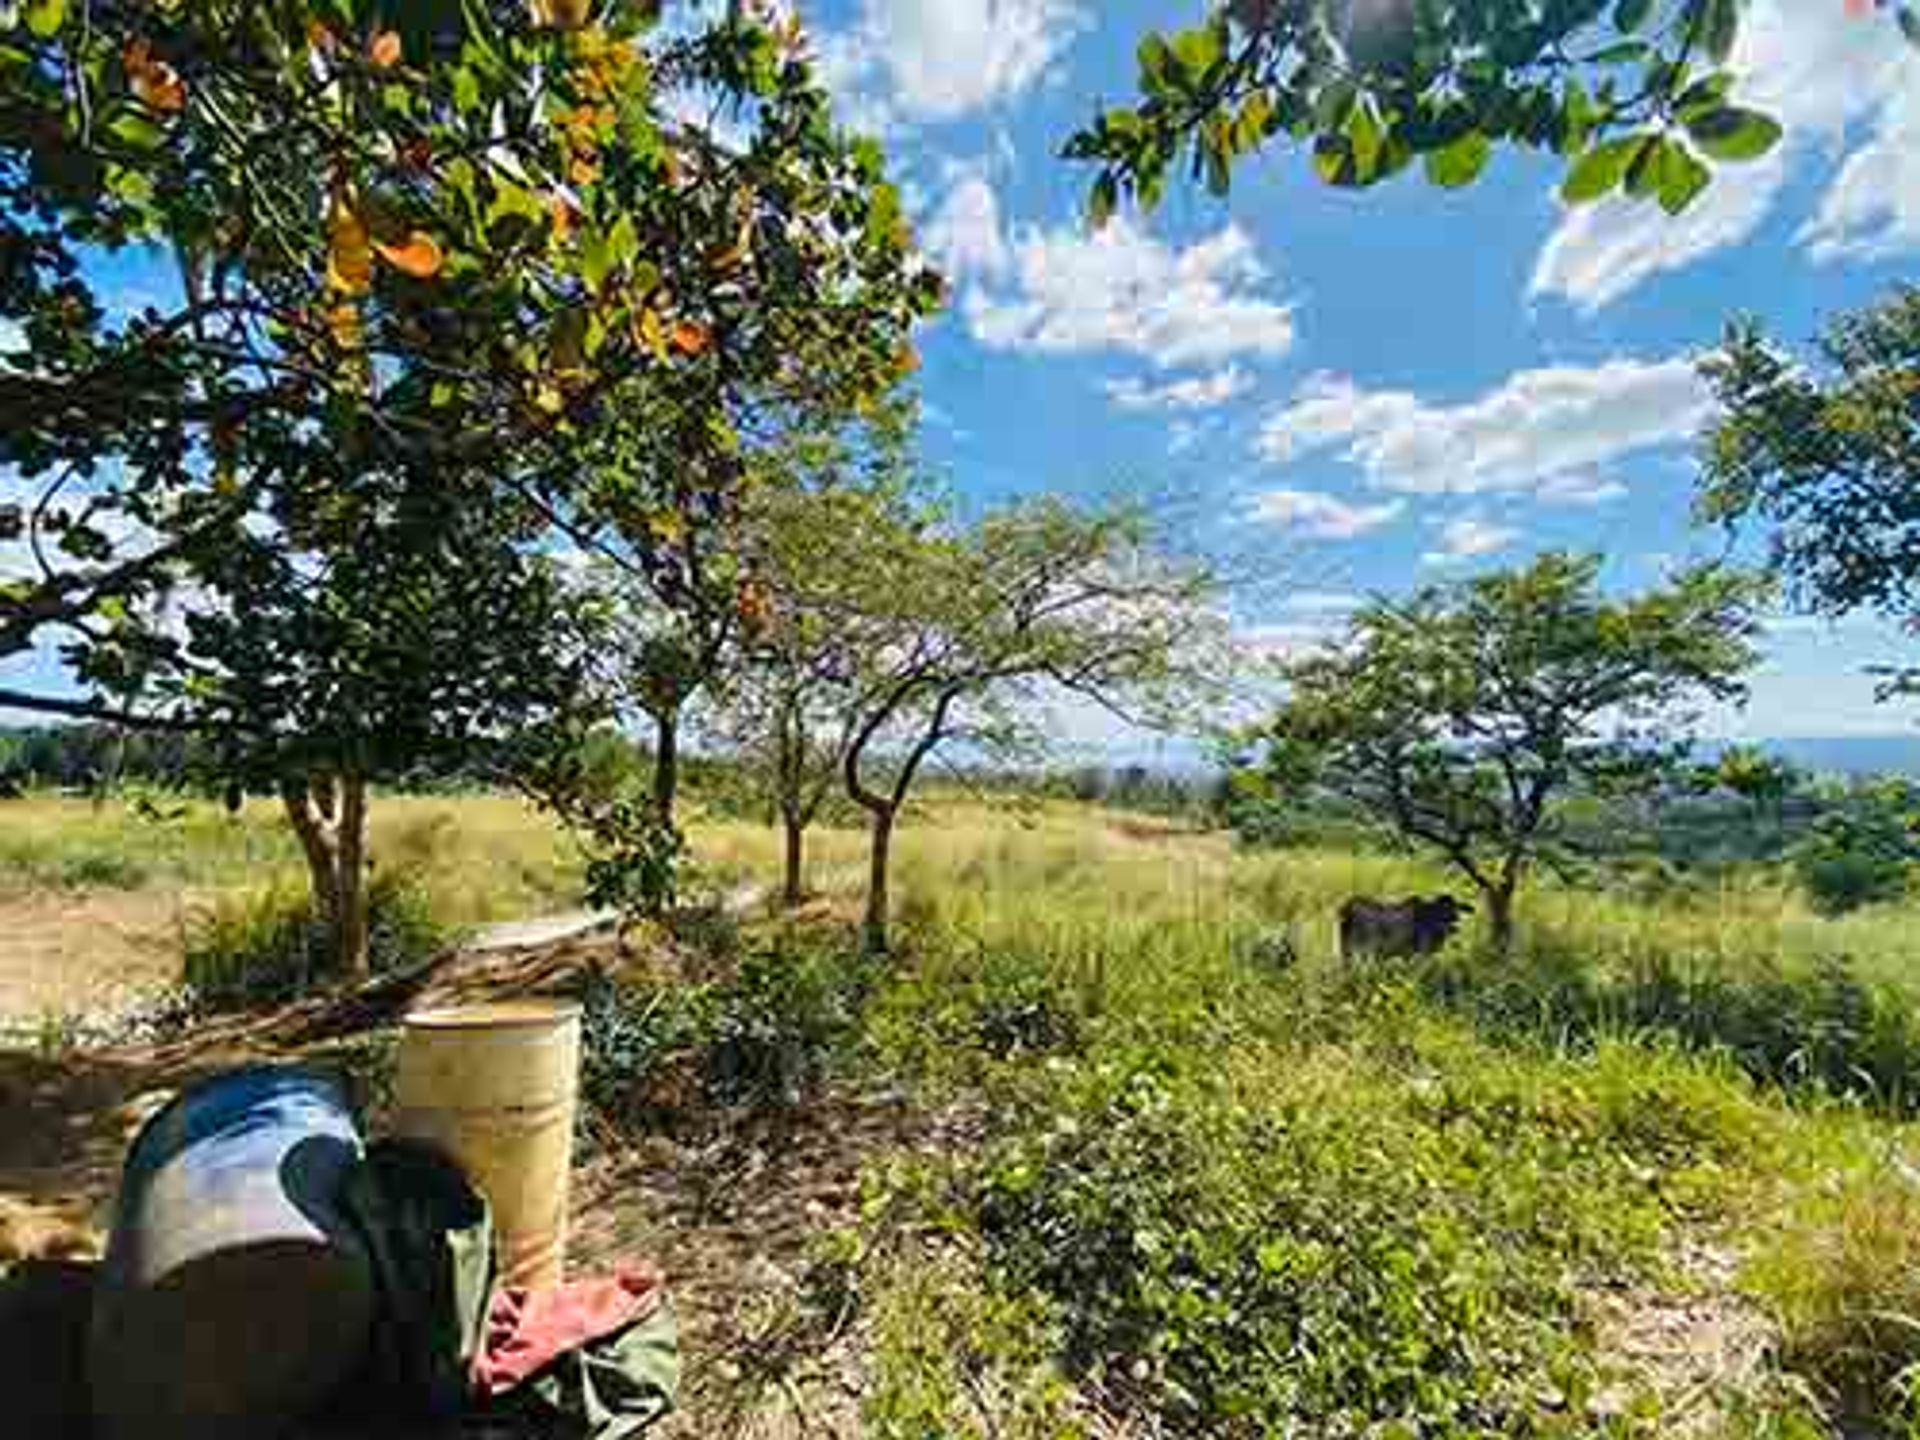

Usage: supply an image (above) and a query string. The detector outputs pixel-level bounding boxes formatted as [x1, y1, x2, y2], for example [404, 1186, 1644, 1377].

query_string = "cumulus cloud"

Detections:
[1423, 517, 1522, 566]
[921, 174, 1011, 280]
[1532, 0, 1920, 309]
[1256, 359, 1708, 496]
[1104, 366, 1254, 412]
[818, 0, 1087, 128]
[961, 209, 1297, 369]
[1251, 488, 1404, 541]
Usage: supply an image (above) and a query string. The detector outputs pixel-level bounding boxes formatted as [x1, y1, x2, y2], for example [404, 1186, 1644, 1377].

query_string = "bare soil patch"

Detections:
[0, 889, 182, 1027]
[0, 928, 949, 1435]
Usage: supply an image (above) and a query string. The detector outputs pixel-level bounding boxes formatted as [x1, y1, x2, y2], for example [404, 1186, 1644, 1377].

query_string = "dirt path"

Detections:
[0, 890, 182, 1031]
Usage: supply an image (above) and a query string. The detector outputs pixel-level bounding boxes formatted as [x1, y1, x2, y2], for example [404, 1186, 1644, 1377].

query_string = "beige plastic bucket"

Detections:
[392, 1000, 582, 1289]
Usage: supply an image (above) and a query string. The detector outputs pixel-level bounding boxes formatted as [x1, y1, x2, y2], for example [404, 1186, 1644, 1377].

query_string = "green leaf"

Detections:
[1624, 134, 1667, 199]
[1684, 105, 1783, 162]
[1560, 134, 1644, 204]
[24, 0, 61, 37]
[1345, 99, 1383, 180]
[1657, 142, 1711, 214]
[1172, 22, 1222, 84]
[1689, 0, 1739, 64]
[1088, 171, 1118, 228]
[1137, 33, 1174, 93]
[1312, 134, 1356, 187]
[105, 109, 164, 150]
[1613, 0, 1655, 33]
[1424, 130, 1490, 189]
[1586, 40, 1652, 65]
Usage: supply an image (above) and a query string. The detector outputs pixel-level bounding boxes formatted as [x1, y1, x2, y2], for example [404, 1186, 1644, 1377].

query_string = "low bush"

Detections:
[1422, 946, 1920, 1113]
[181, 871, 452, 1011]
[578, 934, 878, 1122]
[875, 1024, 1763, 1438]
[1749, 1163, 1920, 1430]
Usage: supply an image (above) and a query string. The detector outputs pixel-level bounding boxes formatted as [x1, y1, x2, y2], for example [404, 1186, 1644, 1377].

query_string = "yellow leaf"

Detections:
[326, 190, 374, 297]
[373, 231, 444, 279]
[368, 29, 401, 68]
[638, 307, 668, 362]
[533, 383, 565, 415]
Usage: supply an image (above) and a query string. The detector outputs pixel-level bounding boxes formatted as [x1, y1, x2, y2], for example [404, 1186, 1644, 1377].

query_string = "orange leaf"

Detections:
[548, 194, 577, 243]
[124, 38, 187, 113]
[368, 29, 402, 68]
[324, 301, 363, 351]
[531, 0, 592, 30]
[373, 231, 445, 280]
[671, 319, 711, 357]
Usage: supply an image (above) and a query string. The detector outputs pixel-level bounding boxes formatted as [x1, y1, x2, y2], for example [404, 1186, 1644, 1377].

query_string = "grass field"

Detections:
[6, 788, 1920, 1434]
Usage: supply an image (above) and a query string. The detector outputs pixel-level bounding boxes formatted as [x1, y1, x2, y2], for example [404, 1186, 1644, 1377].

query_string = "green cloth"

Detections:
[339, 1138, 496, 1421]
[491, 1302, 679, 1440]
[338, 1137, 677, 1439]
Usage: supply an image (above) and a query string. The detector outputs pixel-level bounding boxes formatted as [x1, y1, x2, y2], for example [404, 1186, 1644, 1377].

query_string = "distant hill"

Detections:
[1756, 735, 1920, 777]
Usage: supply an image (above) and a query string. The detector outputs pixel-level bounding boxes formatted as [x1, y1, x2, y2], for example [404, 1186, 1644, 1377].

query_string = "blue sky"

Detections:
[5, 0, 1917, 746]
[800, 0, 1920, 741]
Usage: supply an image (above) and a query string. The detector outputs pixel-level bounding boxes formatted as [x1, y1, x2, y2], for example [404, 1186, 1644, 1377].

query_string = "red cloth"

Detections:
[471, 1262, 665, 1398]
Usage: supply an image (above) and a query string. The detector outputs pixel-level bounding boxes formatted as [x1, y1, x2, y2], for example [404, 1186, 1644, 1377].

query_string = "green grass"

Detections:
[16, 787, 1920, 1431]
[0, 789, 589, 925]
[662, 801, 1920, 1436]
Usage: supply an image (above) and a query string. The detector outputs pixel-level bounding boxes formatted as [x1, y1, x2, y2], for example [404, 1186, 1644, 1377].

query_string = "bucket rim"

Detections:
[402, 999, 583, 1030]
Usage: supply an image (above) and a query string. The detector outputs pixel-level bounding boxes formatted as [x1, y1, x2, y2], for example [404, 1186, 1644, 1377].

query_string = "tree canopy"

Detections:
[1067, 0, 1918, 222]
[1698, 284, 1920, 692]
[1258, 552, 1764, 948]
[0, 0, 938, 970]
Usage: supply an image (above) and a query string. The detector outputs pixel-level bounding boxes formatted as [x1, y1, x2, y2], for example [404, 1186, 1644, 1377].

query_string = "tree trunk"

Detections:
[862, 805, 895, 954]
[281, 770, 371, 982]
[782, 809, 805, 908]
[1486, 881, 1517, 956]
[652, 708, 680, 828]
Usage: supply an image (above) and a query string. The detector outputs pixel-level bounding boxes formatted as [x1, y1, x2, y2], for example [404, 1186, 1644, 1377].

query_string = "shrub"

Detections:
[1421, 946, 1920, 1113]
[938, 1045, 1723, 1437]
[181, 871, 452, 1011]
[578, 936, 877, 1121]
[1750, 1164, 1920, 1430]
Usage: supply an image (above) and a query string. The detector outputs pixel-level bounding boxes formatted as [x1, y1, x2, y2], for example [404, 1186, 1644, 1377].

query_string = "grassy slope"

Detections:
[8, 792, 1920, 1432]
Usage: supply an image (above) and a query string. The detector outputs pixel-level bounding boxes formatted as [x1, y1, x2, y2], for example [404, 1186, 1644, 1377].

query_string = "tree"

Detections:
[1258, 553, 1763, 951]
[832, 496, 1225, 953]
[0, 1, 937, 969]
[1067, 1, 1917, 222]
[1698, 284, 1920, 693]
[718, 445, 929, 908]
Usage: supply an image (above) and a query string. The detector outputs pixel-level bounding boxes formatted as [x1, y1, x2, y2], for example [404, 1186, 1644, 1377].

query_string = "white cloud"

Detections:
[1282, 590, 1363, 615]
[818, 0, 1087, 128]
[1532, 0, 1920, 309]
[1537, 472, 1630, 507]
[962, 209, 1297, 369]
[1239, 620, 1343, 660]
[1257, 359, 1708, 496]
[1105, 366, 1254, 412]
[1251, 488, 1404, 541]
[921, 174, 1011, 280]
[1422, 517, 1521, 566]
